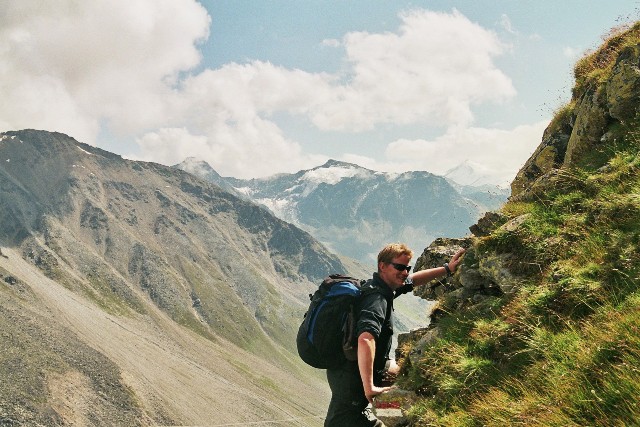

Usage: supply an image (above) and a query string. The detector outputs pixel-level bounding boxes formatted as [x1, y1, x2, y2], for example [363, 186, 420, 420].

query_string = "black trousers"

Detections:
[324, 361, 371, 427]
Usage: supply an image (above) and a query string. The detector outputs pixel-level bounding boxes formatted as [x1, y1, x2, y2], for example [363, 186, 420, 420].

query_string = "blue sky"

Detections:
[1, 1, 638, 186]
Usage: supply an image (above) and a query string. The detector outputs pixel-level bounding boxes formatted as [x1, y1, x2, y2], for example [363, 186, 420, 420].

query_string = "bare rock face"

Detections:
[511, 117, 572, 198]
[412, 237, 471, 301]
[606, 44, 640, 122]
[512, 42, 640, 200]
[411, 235, 522, 310]
[564, 85, 610, 167]
[468, 211, 507, 237]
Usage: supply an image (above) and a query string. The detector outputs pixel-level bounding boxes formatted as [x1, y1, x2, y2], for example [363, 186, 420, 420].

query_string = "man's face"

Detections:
[378, 253, 411, 290]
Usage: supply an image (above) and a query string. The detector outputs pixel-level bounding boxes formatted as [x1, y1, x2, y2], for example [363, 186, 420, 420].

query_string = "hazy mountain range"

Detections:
[177, 157, 509, 264]
[0, 129, 433, 425]
[0, 129, 345, 425]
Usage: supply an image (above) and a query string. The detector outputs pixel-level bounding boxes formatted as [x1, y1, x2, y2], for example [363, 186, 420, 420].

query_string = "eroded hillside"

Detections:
[0, 130, 351, 425]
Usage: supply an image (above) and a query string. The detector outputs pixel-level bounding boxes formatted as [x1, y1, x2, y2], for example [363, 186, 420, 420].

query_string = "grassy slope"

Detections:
[398, 22, 640, 426]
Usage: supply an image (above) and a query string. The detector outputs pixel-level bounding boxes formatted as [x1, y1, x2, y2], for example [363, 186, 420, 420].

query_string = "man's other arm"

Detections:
[357, 332, 391, 403]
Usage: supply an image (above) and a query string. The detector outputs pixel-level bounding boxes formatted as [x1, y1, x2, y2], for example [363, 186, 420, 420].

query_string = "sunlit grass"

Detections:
[573, 21, 640, 98]
[400, 27, 640, 423]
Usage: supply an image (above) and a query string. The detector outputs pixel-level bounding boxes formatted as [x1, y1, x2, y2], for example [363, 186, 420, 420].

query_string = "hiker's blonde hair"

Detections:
[377, 243, 413, 266]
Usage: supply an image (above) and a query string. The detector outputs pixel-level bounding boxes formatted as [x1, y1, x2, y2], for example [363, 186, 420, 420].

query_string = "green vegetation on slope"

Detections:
[574, 21, 640, 99]
[398, 23, 640, 426]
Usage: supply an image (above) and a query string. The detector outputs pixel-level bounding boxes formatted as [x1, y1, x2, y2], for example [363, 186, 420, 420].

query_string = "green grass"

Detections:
[399, 23, 640, 424]
[573, 21, 640, 99]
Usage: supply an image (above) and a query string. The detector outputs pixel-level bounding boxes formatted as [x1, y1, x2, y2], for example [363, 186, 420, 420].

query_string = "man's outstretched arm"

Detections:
[410, 248, 465, 287]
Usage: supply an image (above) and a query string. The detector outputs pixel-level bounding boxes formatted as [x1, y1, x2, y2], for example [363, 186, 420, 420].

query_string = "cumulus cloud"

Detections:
[0, 0, 209, 142]
[136, 119, 326, 179]
[341, 121, 547, 187]
[0, 3, 524, 183]
[310, 9, 516, 130]
[136, 62, 332, 177]
[382, 121, 548, 187]
[136, 125, 325, 180]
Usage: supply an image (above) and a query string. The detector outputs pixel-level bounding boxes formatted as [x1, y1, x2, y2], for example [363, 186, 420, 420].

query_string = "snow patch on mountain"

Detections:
[300, 164, 371, 196]
[256, 197, 299, 224]
[175, 157, 510, 265]
[445, 160, 507, 188]
[234, 186, 254, 196]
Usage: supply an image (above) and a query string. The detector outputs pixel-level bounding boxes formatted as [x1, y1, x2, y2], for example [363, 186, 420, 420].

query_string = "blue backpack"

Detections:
[296, 274, 373, 369]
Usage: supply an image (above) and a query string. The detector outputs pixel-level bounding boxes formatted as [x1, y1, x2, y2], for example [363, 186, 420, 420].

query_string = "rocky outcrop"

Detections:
[468, 211, 507, 237]
[512, 41, 640, 200]
[381, 26, 640, 426]
[411, 235, 522, 313]
[606, 44, 640, 122]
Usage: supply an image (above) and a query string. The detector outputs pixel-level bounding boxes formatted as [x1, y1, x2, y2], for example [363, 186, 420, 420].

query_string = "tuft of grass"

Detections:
[546, 100, 576, 136]
[573, 21, 640, 99]
[500, 201, 536, 219]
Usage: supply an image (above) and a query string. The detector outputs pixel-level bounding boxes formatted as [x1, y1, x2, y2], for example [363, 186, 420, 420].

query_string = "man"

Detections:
[324, 243, 465, 427]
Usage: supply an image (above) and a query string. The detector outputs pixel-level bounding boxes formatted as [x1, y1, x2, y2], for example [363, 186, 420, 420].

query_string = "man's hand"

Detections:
[364, 385, 392, 404]
[365, 359, 399, 403]
[448, 248, 466, 272]
[410, 247, 466, 287]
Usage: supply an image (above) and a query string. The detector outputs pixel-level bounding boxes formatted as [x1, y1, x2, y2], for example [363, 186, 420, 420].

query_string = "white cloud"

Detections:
[310, 9, 516, 131]
[499, 14, 517, 34]
[0, 4, 524, 181]
[135, 123, 326, 179]
[143, 62, 331, 177]
[0, 0, 209, 141]
[135, 128, 208, 164]
[176, 62, 334, 121]
[349, 121, 548, 187]
[321, 38, 341, 48]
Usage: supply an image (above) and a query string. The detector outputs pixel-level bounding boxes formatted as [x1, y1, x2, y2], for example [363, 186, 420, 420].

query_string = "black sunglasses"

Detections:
[390, 262, 412, 273]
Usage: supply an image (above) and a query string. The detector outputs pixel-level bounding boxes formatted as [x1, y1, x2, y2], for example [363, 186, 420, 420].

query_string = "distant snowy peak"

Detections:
[302, 160, 374, 186]
[173, 156, 509, 265]
[176, 157, 220, 179]
[173, 157, 240, 195]
[444, 160, 506, 189]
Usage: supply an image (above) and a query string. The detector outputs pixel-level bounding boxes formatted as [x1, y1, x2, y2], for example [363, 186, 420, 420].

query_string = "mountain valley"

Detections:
[0, 129, 349, 425]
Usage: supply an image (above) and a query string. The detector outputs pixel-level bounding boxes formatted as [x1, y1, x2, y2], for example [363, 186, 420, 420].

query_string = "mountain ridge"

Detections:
[177, 157, 509, 264]
[0, 129, 349, 425]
